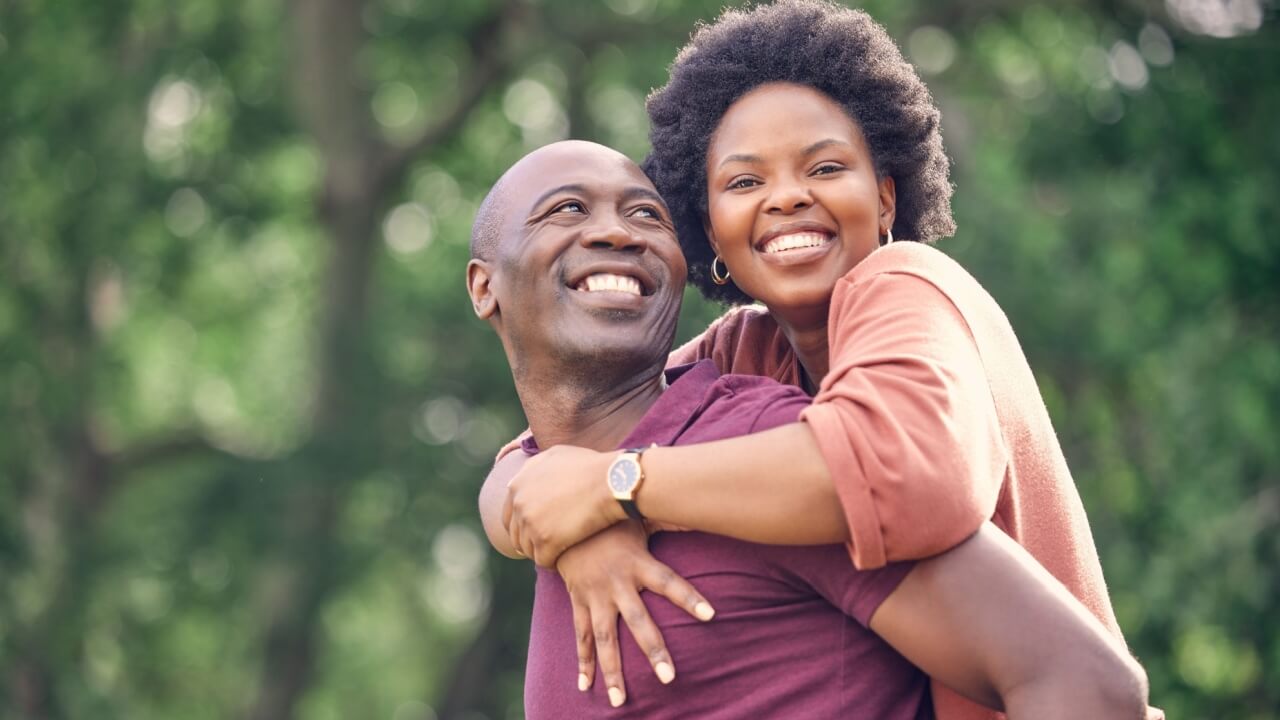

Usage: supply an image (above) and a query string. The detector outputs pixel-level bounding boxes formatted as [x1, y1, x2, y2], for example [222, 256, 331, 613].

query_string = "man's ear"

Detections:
[466, 259, 498, 320]
[878, 175, 897, 236]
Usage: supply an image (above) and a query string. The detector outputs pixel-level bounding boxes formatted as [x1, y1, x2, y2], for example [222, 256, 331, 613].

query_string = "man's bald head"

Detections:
[465, 139, 687, 403]
[469, 172, 511, 262]
[469, 141, 641, 262]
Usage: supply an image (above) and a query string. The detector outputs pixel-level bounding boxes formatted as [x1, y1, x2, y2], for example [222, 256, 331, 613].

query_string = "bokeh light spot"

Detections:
[383, 202, 434, 254]
[373, 81, 421, 129]
[165, 187, 209, 237]
[1138, 24, 1175, 67]
[907, 26, 957, 76]
[1108, 41, 1149, 91]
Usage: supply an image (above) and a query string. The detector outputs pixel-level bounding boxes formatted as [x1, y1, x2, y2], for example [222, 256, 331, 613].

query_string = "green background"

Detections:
[2, 0, 1277, 718]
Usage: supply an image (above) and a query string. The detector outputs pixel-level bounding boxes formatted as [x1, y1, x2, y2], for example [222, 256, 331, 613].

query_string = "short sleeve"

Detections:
[779, 545, 916, 627]
[799, 271, 1009, 569]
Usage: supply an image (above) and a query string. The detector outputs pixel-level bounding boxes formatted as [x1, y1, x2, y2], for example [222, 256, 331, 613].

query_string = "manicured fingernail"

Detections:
[578, 673, 589, 691]
[608, 687, 625, 707]
[655, 661, 675, 684]
[694, 601, 715, 621]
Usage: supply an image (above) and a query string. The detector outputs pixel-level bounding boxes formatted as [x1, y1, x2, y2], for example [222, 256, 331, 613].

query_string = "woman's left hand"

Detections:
[504, 444, 627, 567]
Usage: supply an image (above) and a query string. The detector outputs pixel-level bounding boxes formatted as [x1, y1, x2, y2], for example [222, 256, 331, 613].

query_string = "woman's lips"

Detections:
[760, 231, 832, 254]
[755, 231, 835, 266]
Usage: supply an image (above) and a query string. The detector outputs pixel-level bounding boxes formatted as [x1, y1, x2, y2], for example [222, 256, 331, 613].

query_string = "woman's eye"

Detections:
[813, 163, 843, 175]
[727, 177, 759, 190]
[553, 201, 585, 214]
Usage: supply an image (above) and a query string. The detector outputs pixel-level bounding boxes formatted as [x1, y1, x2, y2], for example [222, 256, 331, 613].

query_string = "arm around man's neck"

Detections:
[634, 422, 849, 545]
[479, 449, 527, 558]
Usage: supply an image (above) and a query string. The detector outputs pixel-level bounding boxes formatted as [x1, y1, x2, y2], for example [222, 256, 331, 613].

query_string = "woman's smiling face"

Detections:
[704, 82, 895, 324]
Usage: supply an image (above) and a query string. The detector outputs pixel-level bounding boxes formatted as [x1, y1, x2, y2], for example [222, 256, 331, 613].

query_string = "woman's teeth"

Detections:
[577, 273, 642, 296]
[762, 232, 830, 254]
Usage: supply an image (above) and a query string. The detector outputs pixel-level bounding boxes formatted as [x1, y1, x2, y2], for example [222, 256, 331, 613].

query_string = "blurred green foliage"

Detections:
[1, 0, 1276, 718]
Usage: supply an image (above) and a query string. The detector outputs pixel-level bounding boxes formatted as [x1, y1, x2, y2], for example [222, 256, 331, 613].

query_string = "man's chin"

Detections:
[554, 331, 668, 375]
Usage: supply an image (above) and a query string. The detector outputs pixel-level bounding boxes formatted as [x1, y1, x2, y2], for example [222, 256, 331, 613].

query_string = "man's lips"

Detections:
[755, 221, 836, 254]
[566, 262, 657, 297]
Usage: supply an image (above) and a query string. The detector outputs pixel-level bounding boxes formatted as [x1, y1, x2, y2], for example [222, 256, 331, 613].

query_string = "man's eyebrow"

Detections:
[527, 183, 589, 214]
[620, 186, 666, 206]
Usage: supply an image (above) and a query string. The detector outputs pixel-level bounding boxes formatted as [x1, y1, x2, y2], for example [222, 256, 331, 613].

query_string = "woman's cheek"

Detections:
[711, 197, 754, 252]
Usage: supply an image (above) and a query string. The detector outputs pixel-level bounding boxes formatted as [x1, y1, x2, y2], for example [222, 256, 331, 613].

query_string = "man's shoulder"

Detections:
[676, 371, 811, 443]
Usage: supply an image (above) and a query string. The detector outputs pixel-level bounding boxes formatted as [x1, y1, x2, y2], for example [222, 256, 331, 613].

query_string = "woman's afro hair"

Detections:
[643, 0, 956, 304]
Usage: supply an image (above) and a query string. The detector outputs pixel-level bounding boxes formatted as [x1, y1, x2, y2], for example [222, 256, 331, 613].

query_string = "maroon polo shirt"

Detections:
[522, 360, 929, 719]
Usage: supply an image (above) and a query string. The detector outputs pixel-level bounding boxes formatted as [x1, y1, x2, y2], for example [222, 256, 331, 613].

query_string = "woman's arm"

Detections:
[870, 523, 1148, 719]
[503, 422, 849, 567]
[798, 269, 1008, 568]
[505, 272, 1005, 569]
[479, 450, 527, 558]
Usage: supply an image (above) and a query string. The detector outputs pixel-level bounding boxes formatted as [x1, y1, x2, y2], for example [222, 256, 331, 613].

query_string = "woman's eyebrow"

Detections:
[801, 138, 850, 156]
[716, 139, 850, 169]
[718, 152, 762, 168]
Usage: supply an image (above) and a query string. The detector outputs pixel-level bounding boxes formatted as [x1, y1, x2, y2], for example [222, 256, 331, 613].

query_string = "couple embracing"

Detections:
[466, 2, 1160, 718]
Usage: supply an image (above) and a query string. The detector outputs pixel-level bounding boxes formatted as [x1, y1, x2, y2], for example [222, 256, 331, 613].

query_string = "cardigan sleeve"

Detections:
[799, 271, 1009, 569]
[667, 305, 771, 373]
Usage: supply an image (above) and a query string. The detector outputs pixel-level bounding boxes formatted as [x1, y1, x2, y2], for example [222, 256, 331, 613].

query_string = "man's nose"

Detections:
[580, 215, 648, 252]
[766, 176, 812, 214]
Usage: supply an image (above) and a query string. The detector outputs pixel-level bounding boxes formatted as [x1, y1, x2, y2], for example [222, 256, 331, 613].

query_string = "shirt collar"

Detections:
[521, 360, 720, 455]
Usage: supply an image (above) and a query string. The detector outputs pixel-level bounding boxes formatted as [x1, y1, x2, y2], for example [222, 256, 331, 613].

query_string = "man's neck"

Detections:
[516, 365, 666, 452]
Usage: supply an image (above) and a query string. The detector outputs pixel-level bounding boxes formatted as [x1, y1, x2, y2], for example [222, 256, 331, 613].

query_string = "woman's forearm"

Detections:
[480, 451, 526, 558]
[634, 422, 849, 545]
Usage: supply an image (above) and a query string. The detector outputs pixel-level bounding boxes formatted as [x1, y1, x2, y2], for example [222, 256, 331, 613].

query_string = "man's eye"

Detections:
[631, 206, 660, 219]
[553, 201, 585, 214]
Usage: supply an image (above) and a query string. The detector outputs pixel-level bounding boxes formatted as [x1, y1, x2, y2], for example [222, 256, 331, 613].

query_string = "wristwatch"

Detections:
[607, 447, 650, 520]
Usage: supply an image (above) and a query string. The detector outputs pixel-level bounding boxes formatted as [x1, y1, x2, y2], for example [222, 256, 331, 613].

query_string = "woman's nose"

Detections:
[767, 178, 812, 214]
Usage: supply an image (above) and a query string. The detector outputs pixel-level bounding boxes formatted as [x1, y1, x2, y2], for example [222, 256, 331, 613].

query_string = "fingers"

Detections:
[518, 530, 537, 564]
[615, 589, 677, 687]
[592, 607, 627, 708]
[570, 597, 596, 692]
[639, 558, 716, 622]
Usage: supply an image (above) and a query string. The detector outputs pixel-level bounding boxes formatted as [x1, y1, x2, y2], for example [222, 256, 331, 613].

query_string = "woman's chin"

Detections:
[751, 282, 837, 322]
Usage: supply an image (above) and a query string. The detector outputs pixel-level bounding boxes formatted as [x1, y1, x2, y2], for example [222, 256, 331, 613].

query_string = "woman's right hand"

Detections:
[555, 521, 716, 708]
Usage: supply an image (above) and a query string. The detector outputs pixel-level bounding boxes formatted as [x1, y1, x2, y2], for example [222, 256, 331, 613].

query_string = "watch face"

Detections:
[609, 458, 640, 494]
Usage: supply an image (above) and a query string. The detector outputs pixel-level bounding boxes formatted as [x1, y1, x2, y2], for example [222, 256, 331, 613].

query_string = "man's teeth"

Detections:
[578, 273, 642, 296]
[762, 232, 830, 254]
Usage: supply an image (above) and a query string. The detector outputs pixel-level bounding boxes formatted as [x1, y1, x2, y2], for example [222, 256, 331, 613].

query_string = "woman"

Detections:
[483, 2, 1151, 718]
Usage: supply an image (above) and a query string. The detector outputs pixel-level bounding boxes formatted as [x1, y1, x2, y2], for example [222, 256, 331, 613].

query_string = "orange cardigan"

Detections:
[670, 242, 1156, 720]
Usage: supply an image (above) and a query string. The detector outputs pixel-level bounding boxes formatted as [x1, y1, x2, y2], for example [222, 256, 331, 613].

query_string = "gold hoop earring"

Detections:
[711, 255, 731, 285]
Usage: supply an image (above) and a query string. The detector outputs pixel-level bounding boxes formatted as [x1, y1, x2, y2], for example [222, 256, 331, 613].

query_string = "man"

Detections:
[466, 140, 1147, 719]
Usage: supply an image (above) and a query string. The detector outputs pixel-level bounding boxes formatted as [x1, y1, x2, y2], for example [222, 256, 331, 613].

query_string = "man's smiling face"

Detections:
[471, 141, 687, 378]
